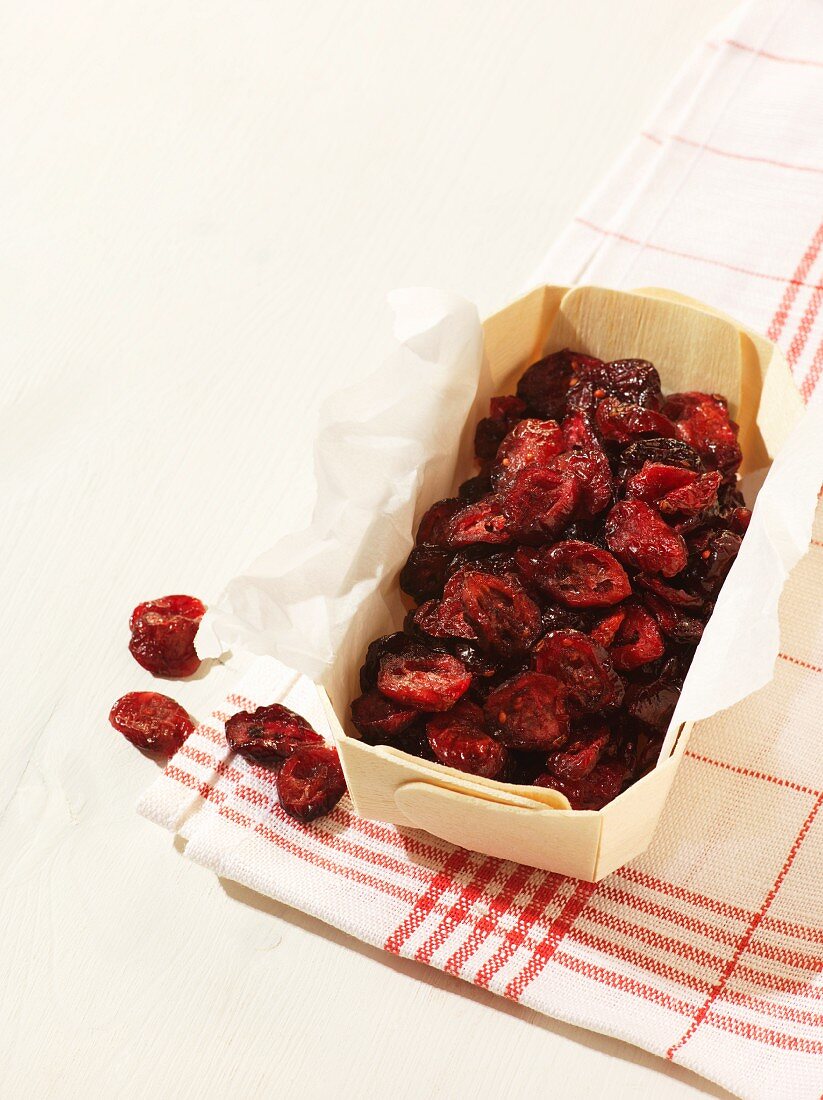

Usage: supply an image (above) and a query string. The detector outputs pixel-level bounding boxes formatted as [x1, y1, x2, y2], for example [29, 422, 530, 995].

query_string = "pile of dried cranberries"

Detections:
[350, 349, 749, 809]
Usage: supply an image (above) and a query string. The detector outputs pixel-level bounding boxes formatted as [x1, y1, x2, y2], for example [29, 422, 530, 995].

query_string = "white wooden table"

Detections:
[0, 3, 740, 1096]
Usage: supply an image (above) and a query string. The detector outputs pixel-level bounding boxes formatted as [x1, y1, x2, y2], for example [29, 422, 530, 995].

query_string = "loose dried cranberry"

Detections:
[553, 448, 614, 518]
[545, 720, 610, 781]
[446, 497, 509, 547]
[415, 498, 462, 546]
[588, 607, 627, 648]
[399, 546, 451, 602]
[426, 701, 508, 779]
[359, 632, 417, 691]
[634, 573, 705, 609]
[659, 470, 721, 520]
[517, 350, 602, 419]
[625, 462, 697, 503]
[624, 657, 683, 733]
[605, 500, 688, 577]
[460, 570, 542, 659]
[351, 690, 418, 743]
[377, 646, 471, 711]
[665, 392, 742, 476]
[449, 639, 498, 680]
[225, 704, 324, 765]
[641, 593, 704, 644]
[458, 475, 493, 503]
[606, 359, 663, 409]
[474, 396, 528, 462]
[109, 691, 194, 755]
[491, 418, 565, 489]
[484, 671, 571, 749]
[535, 760, 626, 809]
[689, 528, 742, 594]
[517, 540, 631, 607]
[533, 629, 624, 711]
[500, 466, 579, 541]
[413, 594, 476, 641]
[723, 505, 752, 535]
[128, 594, 206, 679]
[393, 719, 438, 760]
[595, 398, 677, 444]
[618, 438, 704, 480]
[276, 745, 346, 822]
[609, 602, 665, 671]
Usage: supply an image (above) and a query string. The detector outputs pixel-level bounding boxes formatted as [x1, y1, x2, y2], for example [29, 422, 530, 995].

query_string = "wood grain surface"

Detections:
[0, 2, 738, 1097]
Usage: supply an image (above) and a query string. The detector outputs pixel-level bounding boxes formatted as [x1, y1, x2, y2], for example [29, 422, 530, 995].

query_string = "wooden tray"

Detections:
[320, 285, 802, 882]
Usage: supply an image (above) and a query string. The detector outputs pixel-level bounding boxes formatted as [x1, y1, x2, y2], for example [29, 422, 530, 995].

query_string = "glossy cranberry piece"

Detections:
[609, 602, 665, 671]
[109, 691, 194, 755]
[588, 607, 626, 648]
[642, 593, 704, 644]
[359, 632, 418, 691]
[500, 467, 579, 541]
[659, 471, 721, 520]
[484, 671, 571, 749]
[399, 546, 452, 602]
[446, 497, 509, 547]
[474, 395, 527, 462]
[517, 540, 631, 607]
[350, 690, 418, 743]
[535, 760, 626, 810]
[553, 448, 614, 518]
[618, 438, 704, 481]
[427, 701, 509, 779]
[377, 647, 471, 711]
[595, 398, 677, 444]
[665, 392, 742, 476]
[415, 498, 462, 546]
[128, 594, 206, 678]
[606, 359, 663, 409]
[492, 418, 565, 489]
[276, 745, 347, 822]
[533, 629, 624, 712]
[625, 462, 697, 504]
[517, 349, 602, 419]
[225, 704, 324, 765]
[545, 721, 610, 781]
[605, 501, 688, 577]
[460, 571, 542, 659]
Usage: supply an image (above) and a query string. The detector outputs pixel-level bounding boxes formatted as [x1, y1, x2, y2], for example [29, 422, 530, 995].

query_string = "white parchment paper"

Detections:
[198, 288, 823, 734]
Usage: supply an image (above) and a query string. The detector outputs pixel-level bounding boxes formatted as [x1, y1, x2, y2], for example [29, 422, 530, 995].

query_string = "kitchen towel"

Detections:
[140, 2, 823, 1097]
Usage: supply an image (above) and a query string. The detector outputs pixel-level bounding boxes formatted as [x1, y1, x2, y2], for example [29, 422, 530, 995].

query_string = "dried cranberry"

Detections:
[605, 501, 688, 577]
[399, 546, 451, 602]
[535, 760, 626, 809]
[109, 691, 194, 755]
[413, 592, 477, 641]
[351, 690, 418, 743]
[517, 540, 631, 607]
[609, 602, 665, 671]
[533, 629, 624, 711]
[484, 671, 570, 749]
[659, 470, 721, 520]
[500, 466, 579, 541]
[446, 497, 509, 547]
[460, 571, 542, 659]
[606, 359, 663, 409]
[624, 658, 683, 733]
[618, 438, 704, 480]
[458, 475, 493, 502]
[595, 398, 677, 444]
[415, 498, 461, 546]
[128, 594, 206, 679]
[474, 396, 528, 462]
[588, 607, 627, 648]
[491, 418, 564, 489]
[552, 446, 614, 518]
[276, 745, 347, 822]
[723, 506, 752, 535]
[641, 593, 704, 644]
[517, 349, 602, 419]
[545, 720, 610, 781]
[225, 704, 324, 765]
[377, 646, 471, 711]
[625, 462, 697, 503]
[426, 701, 508, 779]
[634, 573, 705, 609]
[689, 528, 742, 594]
[359, 632, 416, 691]
[665, 392, 742, 476]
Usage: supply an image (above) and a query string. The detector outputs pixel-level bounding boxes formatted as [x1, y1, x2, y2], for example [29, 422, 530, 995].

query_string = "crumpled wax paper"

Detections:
[197, 287, 823, 738]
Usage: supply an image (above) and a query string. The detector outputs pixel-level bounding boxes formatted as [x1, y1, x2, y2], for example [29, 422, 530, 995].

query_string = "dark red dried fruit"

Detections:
[128, 594, 206, 678]
[545, 721, 610, 781]
[625, 658, 683, 733]
[533, 629, 624, 712]
[665, 392, 742, 476]
[689, 528, 743, 594]
[474, 396, 528, 462]
[460, 571, 542, 659]
[724, 506, 752, 535]
[276, 745, 346, 823]
[351, 690, 419, 742]
[109, 691, 194, 755]
[625, 462, 697, 504]
[517, 540, 631, 607]
[605, 500, 688, 577]
[659, 470, 722, 520]
[359, 632, 419, 691]
[606, 359, 663, 409]
[415, 498, 462, 546]
[609, 602, 665, 671]
[535, 760, 626, 809]
[484, 671, 570, 749]
[517, 350, 603, 419]
[634, 573, 705, 609]
[492, 418, 565, 489]
[458, 475, 493, 503]
[378, 646, 471, 711]
[641, 593, 704, 645]
[225, 704, 324, 765]
[446, 497, 509, 547]
[595, 398, 677, 444]
[500, 466, 579, 541]
[552, 447, 614, 518]
[399, 546, 452, 602]
[426, 701, 508, 778]
[588, 608, 627, 648]
[618, 438, 704, 480]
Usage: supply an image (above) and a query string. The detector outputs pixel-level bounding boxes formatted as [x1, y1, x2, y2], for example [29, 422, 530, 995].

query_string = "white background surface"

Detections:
[0, 2, 742, 1097]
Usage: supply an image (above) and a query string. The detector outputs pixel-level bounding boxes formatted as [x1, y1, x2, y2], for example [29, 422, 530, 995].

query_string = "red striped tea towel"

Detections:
[141, 2, 823, 1097]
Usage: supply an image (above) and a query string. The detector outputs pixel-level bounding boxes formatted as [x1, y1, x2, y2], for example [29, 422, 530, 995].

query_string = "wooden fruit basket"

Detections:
[319, 285, 802, 882]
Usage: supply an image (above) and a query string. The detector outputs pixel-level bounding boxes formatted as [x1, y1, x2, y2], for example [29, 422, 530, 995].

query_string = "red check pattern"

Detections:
[140, 4, 823, 1098]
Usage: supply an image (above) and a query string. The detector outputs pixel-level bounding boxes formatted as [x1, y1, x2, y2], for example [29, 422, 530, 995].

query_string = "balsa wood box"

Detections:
[319, 285, 802, 882]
